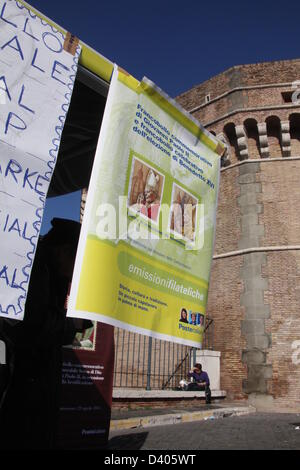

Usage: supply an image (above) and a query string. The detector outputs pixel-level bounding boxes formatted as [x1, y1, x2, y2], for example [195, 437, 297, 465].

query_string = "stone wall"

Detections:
[177, 59, 300, 166]
[177, 60, 300, 113]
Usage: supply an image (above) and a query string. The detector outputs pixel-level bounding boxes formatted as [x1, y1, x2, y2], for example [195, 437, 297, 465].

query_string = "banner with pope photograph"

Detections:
[68, 66, 224, 348]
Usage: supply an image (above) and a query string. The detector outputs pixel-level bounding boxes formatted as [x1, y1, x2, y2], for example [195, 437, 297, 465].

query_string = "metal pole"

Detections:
[193, 347, 196, 366]
[142, 335, 146, 388]
[114, 327, 120, 386]
[146, 337, 153, 390]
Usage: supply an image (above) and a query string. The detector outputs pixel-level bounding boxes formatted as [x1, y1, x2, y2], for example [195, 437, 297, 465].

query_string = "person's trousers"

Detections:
[187, 383, 211, 403]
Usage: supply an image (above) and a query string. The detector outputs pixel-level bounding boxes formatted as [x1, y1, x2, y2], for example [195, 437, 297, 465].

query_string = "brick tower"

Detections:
[176, 59, 300, 408]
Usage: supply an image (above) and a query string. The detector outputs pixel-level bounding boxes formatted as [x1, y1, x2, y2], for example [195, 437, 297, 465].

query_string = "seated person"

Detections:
[187, 363, 211, 404]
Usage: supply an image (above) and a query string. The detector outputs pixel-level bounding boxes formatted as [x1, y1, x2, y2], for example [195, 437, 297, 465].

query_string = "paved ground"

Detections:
[111, 404, 220, 420]
[108, 412, 300, 450]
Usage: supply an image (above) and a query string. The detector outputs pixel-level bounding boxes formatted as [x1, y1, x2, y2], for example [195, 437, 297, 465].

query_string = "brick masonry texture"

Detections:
[175, 59, 300, 407]
[214, 166, 240, 254]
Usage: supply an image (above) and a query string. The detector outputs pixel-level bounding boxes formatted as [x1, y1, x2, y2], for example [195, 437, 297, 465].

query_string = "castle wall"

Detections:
[177, 60, 300, 408]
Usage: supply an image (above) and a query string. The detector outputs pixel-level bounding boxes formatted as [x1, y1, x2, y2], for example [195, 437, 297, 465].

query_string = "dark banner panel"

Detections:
[57, 322, 114, 449]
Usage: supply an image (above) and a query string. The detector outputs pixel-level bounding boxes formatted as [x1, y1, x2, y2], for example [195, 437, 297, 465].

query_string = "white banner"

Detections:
[0, 0, 81, 319]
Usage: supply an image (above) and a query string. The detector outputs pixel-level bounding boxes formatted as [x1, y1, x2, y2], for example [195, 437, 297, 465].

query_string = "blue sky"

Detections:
[28, 0, 300, 233]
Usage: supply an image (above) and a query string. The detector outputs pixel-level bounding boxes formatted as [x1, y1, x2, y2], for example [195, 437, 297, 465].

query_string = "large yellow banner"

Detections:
[67, 66, 223, 347]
